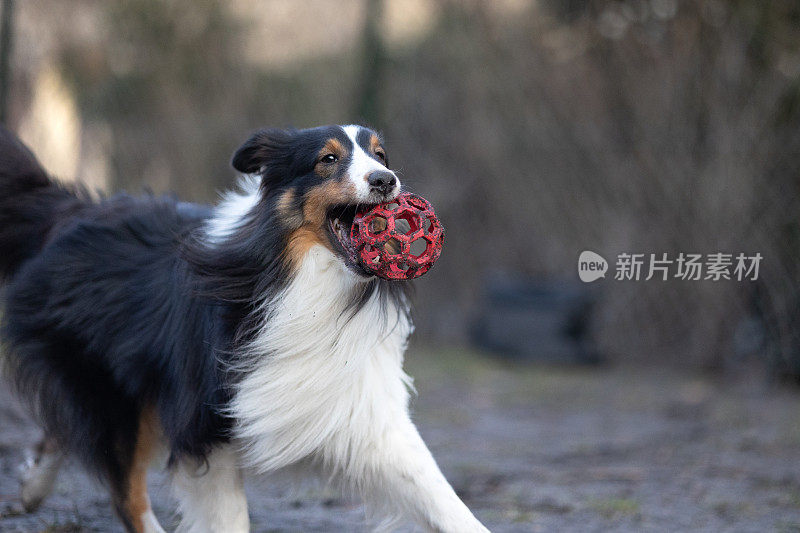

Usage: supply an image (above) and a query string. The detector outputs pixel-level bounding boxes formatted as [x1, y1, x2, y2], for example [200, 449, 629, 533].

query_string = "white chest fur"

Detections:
[230, 245, 413, 474]
[228, 245, 487, 532]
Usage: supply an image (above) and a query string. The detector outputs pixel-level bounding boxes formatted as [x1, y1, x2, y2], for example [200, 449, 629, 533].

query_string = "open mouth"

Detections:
[325, 193, 443, 280]
[326, 204, 374, 273]
[327, 205, 357, 249]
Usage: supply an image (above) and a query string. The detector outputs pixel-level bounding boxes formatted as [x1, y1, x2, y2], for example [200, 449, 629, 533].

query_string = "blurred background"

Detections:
[2, 1, 800, 531]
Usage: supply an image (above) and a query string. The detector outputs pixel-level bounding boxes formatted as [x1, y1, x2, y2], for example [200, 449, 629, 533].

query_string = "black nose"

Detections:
[367, 171, 397, 195]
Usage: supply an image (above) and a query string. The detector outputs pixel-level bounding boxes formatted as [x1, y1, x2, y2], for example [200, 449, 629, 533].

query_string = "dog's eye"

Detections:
[375, 150, 386, 163]
[320, 154, 338, 164]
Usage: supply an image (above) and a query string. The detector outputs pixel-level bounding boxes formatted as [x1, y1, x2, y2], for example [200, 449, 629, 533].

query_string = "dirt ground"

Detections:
[3, 347, 800, 532]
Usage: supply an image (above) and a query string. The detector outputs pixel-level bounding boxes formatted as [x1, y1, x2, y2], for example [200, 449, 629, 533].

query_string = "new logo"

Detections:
[578, 250, 608, 282]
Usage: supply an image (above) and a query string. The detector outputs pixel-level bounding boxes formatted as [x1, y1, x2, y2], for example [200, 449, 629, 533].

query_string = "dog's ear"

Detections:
[231, 129, 296, 183]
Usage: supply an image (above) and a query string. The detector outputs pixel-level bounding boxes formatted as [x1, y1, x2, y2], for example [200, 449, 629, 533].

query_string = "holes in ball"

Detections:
[394, 209, 421, 235]
[422, 217, 432, 232]
[394, 217, 412, 235]
[410, 238, 427, 258]
[385, 202, 399, 210]
[369, 216, 388, 234]
[383, 238, 401, 255]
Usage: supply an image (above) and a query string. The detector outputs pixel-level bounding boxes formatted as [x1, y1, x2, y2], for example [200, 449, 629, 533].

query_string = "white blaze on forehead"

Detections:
[341, 125, 400, 200]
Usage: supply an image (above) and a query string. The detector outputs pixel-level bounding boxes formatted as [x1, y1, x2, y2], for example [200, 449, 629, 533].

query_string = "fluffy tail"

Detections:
[0, 126, 86, 280]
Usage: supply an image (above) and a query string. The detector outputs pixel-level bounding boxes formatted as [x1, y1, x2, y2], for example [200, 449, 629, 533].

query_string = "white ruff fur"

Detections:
[204, 173, 260, 242]
[230, 245, 488, 532]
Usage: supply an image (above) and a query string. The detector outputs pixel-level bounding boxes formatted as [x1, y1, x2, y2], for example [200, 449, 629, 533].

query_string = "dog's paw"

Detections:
[18, 447, 63, 512]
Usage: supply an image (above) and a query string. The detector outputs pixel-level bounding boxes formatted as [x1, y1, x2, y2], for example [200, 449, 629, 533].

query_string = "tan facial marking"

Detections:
[126, 407, 160, 533]
[302, 181, 354, 227]
[324, 138, 344, 156]
[315, 138, 346, 178]
[369, 135, 382, 154]
[277, 189, 303, 230]
[284, 180, 356, 267]
[286, 227, 327, 267]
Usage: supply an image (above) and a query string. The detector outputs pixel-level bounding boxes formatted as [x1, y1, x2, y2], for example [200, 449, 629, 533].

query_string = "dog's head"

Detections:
[231, 125, 400, 273]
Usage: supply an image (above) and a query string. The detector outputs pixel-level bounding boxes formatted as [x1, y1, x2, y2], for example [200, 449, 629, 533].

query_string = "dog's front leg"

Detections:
[355, 414, 489, 533]
[171, 446, 249, 533]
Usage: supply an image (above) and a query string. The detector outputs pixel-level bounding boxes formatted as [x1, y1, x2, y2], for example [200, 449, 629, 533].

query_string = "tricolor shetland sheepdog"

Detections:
[0, 125, 488, 532]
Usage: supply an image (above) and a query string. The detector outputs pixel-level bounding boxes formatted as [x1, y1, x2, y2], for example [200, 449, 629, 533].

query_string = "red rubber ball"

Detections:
[350, 193, 444, 280]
